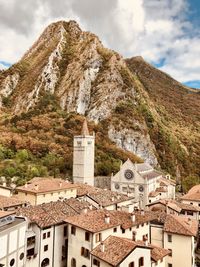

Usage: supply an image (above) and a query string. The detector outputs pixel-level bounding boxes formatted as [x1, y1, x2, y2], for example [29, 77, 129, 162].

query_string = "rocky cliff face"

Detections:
[0, 20, 199, 178]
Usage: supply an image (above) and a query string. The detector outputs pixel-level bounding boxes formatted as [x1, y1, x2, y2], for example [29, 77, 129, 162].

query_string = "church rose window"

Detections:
[124, 169, 134, 180]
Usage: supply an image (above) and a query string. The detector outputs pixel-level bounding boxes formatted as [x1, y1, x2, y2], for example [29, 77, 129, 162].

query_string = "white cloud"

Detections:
[0, 0, 199, 84]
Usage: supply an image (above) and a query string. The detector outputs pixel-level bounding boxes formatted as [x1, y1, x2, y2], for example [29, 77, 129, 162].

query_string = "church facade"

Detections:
[111, 159, 175, 208]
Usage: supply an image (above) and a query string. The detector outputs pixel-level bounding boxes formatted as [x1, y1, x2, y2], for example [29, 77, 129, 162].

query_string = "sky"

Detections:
[0, 0, 199, 88]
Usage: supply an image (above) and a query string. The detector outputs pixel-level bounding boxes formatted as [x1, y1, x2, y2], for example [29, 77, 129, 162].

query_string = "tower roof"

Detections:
[81, 118, 90, 136]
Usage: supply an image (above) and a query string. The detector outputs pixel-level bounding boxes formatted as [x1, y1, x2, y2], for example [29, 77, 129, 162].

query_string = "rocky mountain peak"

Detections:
[0, 20, 199, 179]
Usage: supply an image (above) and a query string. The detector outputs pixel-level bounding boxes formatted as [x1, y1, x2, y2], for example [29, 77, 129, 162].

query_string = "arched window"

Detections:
[41, 258, 50, 267]
[82, 265, 87, 267]
[139, 257, 144, 267]
[71, 258, 76, 267]
[129, 262, 134, 267]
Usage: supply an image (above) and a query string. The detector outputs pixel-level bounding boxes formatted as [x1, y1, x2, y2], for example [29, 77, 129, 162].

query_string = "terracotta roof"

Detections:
[136, 163, 153, 172]
[16, 177, 77, 194]
[164, 215, 198, 236]
[159, 177, 176, 186]
[141, 170, 162, 180]
[135, 240, 170, 262]
[156, 187, 167, 193]
[16, 198, 95, 228]
[65, 209, 158, 233]
[76, 183, 134, 207]
[149, 191, 160, 197]
[147, 199, 199, 213]
[0, 210, 15, 218]
[91, 236, 150, 266]
[0, 195, 25, 209]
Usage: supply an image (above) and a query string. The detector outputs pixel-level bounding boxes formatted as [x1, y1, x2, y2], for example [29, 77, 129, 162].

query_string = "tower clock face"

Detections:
[124, 169, 134, 180]
[139, 185, 144, 192]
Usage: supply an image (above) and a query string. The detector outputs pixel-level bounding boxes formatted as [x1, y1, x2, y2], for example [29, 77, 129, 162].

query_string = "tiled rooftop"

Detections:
[141, 170, 162, 180]
[91, 236, 148, 266]
[147, 199, 200, 212]
[181, 185, 200, 201]
[65, 209, 158, 233]
[136, 162, 153, 173]
[76, 183, 134, 207]
[16, 198, 95, 228]
[91, 236, 169, 266]
[0, 210, 15, 219]
[16, 177, 77, 194]
[0, 195, 25, 210]
[164, 214, 198, 236]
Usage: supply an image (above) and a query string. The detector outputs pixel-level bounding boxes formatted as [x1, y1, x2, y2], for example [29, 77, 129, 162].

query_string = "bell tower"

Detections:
[73, 119, 95, 186]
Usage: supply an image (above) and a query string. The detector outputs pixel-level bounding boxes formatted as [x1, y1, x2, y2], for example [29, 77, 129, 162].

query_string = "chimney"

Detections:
[59, 182, 62, 188]
[35, 184, 39, 191]
[131, 213, 136, 222]
[111, 196, 115, 202]
[100, 242, 105, 252]
[2, 182, 6, 187]
[141, 209, 145, 216]
[132, 231, 136, 241]
[105, 214, 110, 224]
[24, 183, 28, 188]
[117, 195, 120, 200]
[83, 206, 88, 214]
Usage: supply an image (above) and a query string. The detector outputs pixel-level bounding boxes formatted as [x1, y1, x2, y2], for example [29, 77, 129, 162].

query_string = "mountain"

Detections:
[0, 20, 199, 185]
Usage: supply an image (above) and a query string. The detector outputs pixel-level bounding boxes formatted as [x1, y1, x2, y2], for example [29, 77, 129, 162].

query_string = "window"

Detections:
[27, 248, 35, 256]
[44, 245, 48, 252]
[187, 211, 193, 216]
[47, 232, 50, 238]
[71, 226, 76, 235]
[93, 258, 100, 266]
[85, 232, 90, 241]
[168, 264, 172, 267]
[64, 226, 68, 237]
[81, 247, 90, 259]
[122, 228, 125, 234]
[139, 257, 144, 267]
[71, 258, 76, 267]
[95, 233, 102, 242]
[41, 258, 50, 267]
[168, 249, 172, 256]
[129, 262, 134, 267]
[77, 141, 82, 146]
[43, 233, 46, 239]
[113, 227, 117, 233]
[19, 252, 24, 260]
[10, 259, 15, 266]
[168, 234, 172, 242]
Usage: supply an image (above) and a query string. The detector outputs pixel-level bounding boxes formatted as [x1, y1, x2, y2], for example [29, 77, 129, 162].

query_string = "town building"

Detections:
[0, 211, 27, 267]
[147, 199, 199, 220]
[16, 177, 77, 205]
[73, 119, 95, 186]
[65, 209, 158, 267]
[0, 184, 13, 197]
[16, 198, 96, 267]
[76, 182, 139, 211]
[180, 184, 200, 209]
[111, 159, 175, 208]
[150, 213, 198, 267]
[0, 195, 26, 211]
